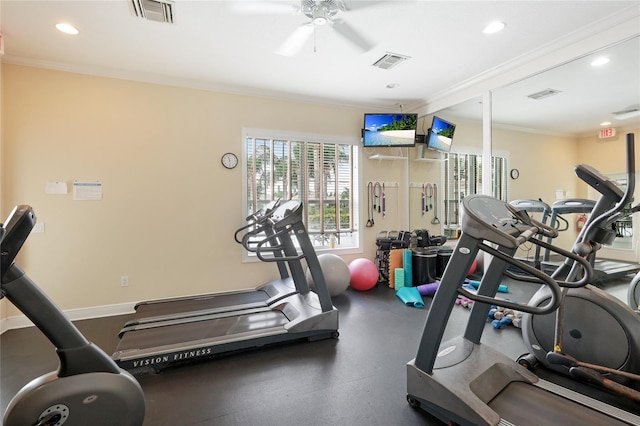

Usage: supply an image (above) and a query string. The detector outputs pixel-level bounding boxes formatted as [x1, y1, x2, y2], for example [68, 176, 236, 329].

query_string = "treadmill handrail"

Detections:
[458, 240, 563, 315]
[234, 201, 281, 245]
[256, 226, 305, 262]
[503, 236, 594, 288]
[240, 221, 278, 252]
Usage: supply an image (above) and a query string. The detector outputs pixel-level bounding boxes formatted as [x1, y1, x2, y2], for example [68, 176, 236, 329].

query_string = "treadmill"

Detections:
[542, 197, 640, 284]
[112, 200, 339, 371]
[406, 134, 640, 425]
[509, 198, 551, 270]
[119, 200, 298, 330]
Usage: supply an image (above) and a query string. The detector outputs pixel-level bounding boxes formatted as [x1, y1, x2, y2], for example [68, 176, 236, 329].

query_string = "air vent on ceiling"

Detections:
[372, 53, 410, 70]
[527, 88, 562, 100]
[612, 106, 640, 120]
[130, 0, 174, 23]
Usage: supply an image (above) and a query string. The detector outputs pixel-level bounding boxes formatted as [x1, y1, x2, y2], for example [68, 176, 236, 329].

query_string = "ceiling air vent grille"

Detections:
[527, 88, 562, 100]
[372, 53, 410, 70]
[612, 106, 640, 120]
[130, 0, 174, 24]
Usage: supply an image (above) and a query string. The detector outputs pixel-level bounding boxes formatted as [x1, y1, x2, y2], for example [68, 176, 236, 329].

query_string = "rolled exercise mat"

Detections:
[395, 286, 424, 309]
[388, 249, 404, 288]
[403, 249, 413, 287]
[394, 268, 405, 289]
[417, 281, 439, 296]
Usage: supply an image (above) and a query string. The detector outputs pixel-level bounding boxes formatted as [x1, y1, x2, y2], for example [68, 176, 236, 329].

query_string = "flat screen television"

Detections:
[363, 113, 418, 147]
[426, 116, 456, 153]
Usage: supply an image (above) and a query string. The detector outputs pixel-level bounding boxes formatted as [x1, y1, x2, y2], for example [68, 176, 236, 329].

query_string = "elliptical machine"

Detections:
[518, 133, 640, 394]
[1, 205, 145, 426]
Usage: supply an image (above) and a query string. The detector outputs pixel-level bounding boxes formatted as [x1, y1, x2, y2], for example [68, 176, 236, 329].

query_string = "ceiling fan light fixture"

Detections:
[312, 16, 328, 25]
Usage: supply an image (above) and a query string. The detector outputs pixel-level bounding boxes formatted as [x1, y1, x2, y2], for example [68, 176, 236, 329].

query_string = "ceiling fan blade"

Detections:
[274, 24, 315, 56]
[332, 19, 374, 52]
[228, 1, 299, 15]
[339, 0, 413, 12]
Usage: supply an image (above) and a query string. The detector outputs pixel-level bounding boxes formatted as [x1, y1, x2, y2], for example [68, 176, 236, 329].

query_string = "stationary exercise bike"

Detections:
[1, 205, 145, 426]
[517, 133, 640, 398]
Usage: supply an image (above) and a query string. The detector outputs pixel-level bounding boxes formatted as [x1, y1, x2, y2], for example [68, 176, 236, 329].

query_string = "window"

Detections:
[443, 152, 507, 237]
[243, 128, 361, 253]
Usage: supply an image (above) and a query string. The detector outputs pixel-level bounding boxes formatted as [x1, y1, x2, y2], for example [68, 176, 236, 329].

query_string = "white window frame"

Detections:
[241, 128, 363, 262]
[442, 147, 509, 237]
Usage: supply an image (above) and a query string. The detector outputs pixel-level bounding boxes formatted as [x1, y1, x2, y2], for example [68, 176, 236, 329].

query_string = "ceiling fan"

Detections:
[232, 0, 376, 56]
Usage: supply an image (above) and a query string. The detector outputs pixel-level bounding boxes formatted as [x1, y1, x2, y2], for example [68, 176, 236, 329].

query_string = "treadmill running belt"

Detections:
[489, 382, 631, 425]
[116, 310, 290, 354]
[133, 290, 270, 317]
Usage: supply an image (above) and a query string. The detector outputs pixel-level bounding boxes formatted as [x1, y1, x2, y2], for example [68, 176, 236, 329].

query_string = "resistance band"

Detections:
[366, 182, 374, 227]
[373, 182, 382, 213]
[431, 183, 440, 224]
[382, 183, 386, 218]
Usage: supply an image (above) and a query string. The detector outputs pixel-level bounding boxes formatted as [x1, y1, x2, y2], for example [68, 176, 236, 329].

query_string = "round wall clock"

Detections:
[510, 169, 520, 180]
[221, 152, 238, 169]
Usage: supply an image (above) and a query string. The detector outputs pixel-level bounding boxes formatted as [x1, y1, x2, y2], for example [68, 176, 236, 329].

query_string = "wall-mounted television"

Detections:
[426, 116, 456, 153]
[363, 113, 418, 147]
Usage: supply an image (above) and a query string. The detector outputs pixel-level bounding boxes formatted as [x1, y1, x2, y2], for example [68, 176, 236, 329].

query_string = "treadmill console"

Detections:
[461, 195, 532, 249]
[269, 200, 303, 228]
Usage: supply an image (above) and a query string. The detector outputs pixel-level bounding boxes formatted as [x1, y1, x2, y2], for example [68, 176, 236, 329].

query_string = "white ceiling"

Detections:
[2, 1, 639, 135]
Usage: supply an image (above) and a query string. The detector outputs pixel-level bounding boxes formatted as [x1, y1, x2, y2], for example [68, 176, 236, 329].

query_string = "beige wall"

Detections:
[1, 64, 397, 318]
[2, 63, 632, 321]
[577, 130, 640, 182]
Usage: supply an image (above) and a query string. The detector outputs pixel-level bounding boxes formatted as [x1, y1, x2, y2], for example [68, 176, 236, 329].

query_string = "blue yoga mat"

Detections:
[403, 249, 413, 287]
[395, 286, 424, 309]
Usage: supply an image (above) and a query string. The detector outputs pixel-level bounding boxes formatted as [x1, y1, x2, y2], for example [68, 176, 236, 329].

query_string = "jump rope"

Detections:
[367, 181, 440, 225]
[367, 182, 386, 226]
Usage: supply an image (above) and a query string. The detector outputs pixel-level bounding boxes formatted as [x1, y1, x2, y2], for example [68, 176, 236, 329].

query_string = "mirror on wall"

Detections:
[490, 36, 639, 254]
[409, 36, 639, 256]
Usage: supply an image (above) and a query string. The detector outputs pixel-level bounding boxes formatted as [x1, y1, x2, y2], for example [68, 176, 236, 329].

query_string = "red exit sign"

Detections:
[599, 127, 616, 139]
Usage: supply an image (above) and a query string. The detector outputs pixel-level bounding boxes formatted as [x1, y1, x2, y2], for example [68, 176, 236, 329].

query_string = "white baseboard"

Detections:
[0, 302, 136, 334]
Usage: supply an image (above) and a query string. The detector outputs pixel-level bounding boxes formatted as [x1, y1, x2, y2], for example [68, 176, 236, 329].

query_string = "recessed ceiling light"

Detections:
[56, 23, 79, 35]
[483, 21, 505, 34]
[590, 56, 610, 67]
[600, 121, 612, 126]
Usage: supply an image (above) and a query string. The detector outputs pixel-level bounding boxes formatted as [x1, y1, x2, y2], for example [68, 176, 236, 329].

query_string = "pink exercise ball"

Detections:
[348, 258, 378, 291]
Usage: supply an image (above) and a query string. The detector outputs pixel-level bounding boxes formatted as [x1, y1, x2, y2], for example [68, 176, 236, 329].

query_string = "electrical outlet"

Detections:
[120, 276, 129, 287]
